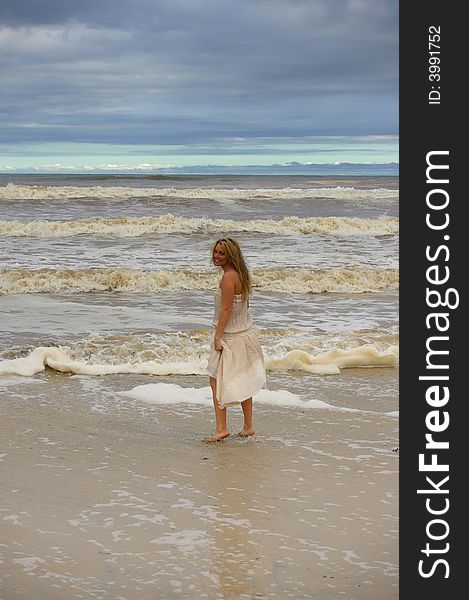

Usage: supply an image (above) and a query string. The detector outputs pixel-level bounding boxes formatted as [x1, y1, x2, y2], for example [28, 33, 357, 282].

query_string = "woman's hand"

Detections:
[214, 336, 223, 351]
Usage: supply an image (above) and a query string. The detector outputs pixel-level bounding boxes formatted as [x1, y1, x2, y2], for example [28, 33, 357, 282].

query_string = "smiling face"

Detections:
[213, 243, 229, 269]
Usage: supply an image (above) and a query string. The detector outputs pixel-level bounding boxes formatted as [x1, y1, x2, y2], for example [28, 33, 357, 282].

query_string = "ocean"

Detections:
[0, 174, 398, 379]
[0, 174, 399, 598]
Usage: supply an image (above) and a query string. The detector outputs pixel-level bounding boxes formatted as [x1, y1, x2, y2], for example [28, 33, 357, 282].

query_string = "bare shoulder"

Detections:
[221, 269, 242, 293]
[220, 270, 235, 287]
[222, 269, 238, 282]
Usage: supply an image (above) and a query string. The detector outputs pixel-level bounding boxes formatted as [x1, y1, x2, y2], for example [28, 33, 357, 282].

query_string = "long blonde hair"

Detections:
[211, 237, 252, 300]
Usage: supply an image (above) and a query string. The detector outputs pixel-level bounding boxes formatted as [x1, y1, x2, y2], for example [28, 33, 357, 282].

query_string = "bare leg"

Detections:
[204, 377, 230, 442]
[239, 397, 255, 437]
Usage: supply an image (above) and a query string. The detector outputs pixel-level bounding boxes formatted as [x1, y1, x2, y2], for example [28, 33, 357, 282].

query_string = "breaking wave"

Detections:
[0, 183, 399, 201]
[0, 266, 399, 295]
[0, 328, 399, 377]
[0, 214, 399, 237]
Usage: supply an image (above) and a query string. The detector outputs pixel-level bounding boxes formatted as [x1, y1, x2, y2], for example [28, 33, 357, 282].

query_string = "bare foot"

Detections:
[202, 432, 230, 443]
[237, 428, 255, 438]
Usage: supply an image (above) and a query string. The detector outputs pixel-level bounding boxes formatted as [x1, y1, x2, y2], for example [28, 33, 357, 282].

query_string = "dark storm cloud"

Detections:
[0, 0, 398, 145]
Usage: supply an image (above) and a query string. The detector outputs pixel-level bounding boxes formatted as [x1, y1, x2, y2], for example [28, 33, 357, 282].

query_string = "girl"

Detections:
[205, 238, 266, 442]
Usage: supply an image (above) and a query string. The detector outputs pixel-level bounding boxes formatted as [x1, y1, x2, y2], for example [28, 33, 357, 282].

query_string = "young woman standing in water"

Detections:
[205, 238, 266, 442]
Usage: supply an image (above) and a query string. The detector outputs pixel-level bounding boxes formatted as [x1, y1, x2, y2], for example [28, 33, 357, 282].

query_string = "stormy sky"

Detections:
[0, 0, 398, 172]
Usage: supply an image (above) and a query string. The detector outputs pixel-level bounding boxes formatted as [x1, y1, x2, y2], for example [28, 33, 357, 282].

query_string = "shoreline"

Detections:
[1, 369, 398, 599]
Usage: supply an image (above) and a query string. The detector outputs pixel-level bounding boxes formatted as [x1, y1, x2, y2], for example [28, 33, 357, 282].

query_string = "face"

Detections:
[213, 243, 229, 268]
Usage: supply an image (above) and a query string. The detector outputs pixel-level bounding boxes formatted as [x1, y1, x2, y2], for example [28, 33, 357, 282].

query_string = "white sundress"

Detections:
[206, 288, 266, 408]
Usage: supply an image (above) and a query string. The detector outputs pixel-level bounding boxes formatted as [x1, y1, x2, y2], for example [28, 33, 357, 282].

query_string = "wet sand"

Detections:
[0, 370, 398, 599]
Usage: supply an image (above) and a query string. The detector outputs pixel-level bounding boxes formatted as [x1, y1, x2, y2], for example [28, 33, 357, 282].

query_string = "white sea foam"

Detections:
[119, 382, 333, 409]
[121, 383, 212, 405]
[150, 529, 212, 555]
[0, 182, 399, 201]
[11, 556, 46, 572]
[0, 346, 208, 377]
[0, 214, 399, 237]
[118, 382, 393, 414]
[0, 330, 399, 377]
[0, 266, 399, 295]
[267, 345, 399, 375]
[0, 375, 43, 388]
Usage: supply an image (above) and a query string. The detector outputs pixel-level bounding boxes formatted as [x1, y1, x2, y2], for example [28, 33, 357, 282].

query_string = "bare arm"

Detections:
[214, 273, 236, 350]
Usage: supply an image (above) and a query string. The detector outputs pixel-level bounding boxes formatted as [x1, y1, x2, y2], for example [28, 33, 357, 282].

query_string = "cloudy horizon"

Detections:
[0, 0, 398, 173]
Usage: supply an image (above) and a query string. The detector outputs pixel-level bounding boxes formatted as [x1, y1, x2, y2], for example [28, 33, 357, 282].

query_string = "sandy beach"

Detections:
[0, 368, 398, 599]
